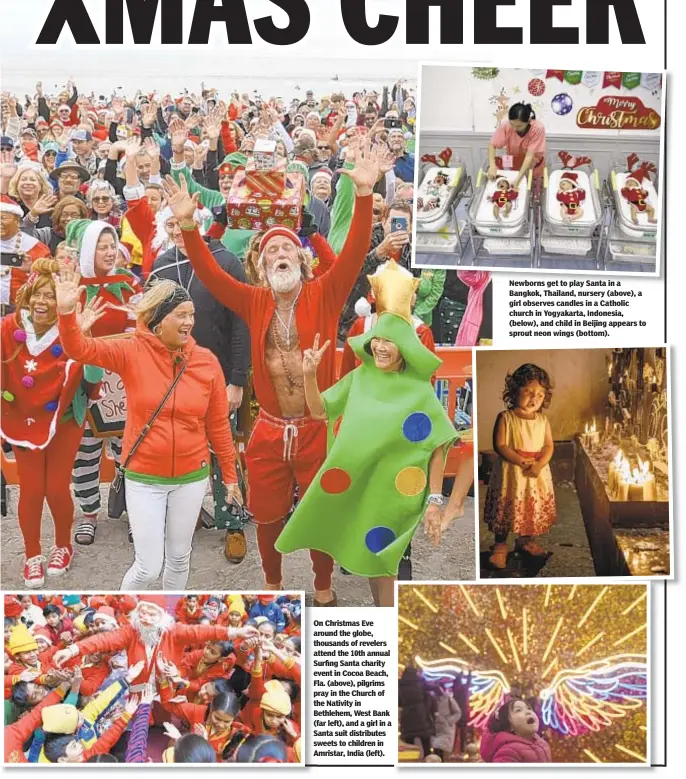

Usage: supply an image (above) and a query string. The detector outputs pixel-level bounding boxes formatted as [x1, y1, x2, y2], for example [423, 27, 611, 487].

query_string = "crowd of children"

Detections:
[4, 592, 302, 763]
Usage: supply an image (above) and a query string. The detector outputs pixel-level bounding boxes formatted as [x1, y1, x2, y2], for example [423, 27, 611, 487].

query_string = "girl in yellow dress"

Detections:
[484, 364, 556, 569]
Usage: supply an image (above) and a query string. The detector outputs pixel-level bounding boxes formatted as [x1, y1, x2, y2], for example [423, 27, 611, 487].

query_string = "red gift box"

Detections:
[226, 172, 304, 232]
[244, 158, 287, 197]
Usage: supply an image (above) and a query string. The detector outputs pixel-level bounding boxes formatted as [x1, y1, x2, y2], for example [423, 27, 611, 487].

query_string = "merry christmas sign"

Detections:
[87, 370, 127, 437]
[576, 95, 661, 131]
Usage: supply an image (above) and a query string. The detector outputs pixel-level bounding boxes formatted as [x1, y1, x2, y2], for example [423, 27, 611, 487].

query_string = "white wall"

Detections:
[420, 65, 663, 139]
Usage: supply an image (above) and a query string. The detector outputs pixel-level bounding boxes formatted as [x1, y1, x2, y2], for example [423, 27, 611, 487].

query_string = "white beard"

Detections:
[130, 611, 174, 647]
[267, 264, 301, 293]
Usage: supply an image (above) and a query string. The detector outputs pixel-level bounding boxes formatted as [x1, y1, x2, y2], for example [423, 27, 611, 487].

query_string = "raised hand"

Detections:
[124, 694, 140, 717]
[123, 134, 142, 160]
[204, 111, 222, 142]
[76, 295, 109, 335]
[302, 333, 330, 378]
[192, 143, 208, 169]
[141, 102, 157, 129]
[163, 722, 183, 741]
[377, 144, 396, 176]
[161, 175, 200, 225]
[340, 135, 380, 196]
[143, 137, 161, 159]
[53, 267, 85, 315]
[229, 624, 260, 641]
[193, 723, 209, 741]
[30, 193, 58, 217]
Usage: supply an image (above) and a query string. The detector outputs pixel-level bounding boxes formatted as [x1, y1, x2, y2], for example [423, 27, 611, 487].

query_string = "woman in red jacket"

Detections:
[0, 259, 103, 587]
[55, 272, 241, 590]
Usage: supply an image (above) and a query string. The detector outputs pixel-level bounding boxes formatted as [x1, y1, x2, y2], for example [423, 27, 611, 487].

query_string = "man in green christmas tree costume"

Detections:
[276, 262, 458, 606]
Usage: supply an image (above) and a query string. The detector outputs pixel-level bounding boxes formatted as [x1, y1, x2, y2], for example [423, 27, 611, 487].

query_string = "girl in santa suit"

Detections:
[556, 171, 586, 222]
[0, 258, 106, 587]
[0, 195, 51, 307]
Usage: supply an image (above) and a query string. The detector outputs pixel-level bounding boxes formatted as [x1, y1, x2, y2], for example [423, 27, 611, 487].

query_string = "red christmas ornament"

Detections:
[528, 78, 545, 97]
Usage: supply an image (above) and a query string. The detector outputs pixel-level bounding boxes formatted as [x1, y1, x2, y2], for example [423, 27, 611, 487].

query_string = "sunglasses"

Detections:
[317, 146, 329, 152]
[92, 196, 112, 203]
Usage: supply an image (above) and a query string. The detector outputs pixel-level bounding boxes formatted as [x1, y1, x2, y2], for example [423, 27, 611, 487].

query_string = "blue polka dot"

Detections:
[365, 526, 396, 553]
[45, 401, 59, 412]
[403, 412, 432, 443]
[50, 344, 63, 358]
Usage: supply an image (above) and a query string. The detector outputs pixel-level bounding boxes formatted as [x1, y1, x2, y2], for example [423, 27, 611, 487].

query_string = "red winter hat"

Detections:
[258, 595, 276, 604]
[137, 595, 167, 610]
[259, 226, 302, 254]
[4, 596, 22, 619]
[95, 606, 116, 621]
[560, 172, 578, 187]
[0, 195, 24, 218]
[33, 627, 53, 645]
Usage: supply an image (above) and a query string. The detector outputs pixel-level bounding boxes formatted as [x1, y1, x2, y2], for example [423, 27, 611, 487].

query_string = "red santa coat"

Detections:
[0, 232, 51, 306]
[71, 623, 233, 685]
[621, 185, 649, 211]
[0, 314, 85, 450]
[490, 188, 518, 209]
[181, 195, 373, 417]
[556, 187, 586, 214]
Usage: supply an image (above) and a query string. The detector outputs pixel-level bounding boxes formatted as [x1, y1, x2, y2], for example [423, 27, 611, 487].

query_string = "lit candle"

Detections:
[627, 478, 644, 502]
[615, 480, 630, 501]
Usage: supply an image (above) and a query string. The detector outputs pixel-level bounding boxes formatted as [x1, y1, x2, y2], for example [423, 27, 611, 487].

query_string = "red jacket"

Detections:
[4, 687, 67, 762]
[70, 623, 233, 685]
[181, 648, 236, 697]
[57, 314, 237, 484]
[174, 597, 208, 624]
[181, 194, 373, 417]
[480, 731, 552, 763]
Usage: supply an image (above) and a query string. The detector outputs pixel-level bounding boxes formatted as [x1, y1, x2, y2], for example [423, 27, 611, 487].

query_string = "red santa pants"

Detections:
[246, 409, 334, 590]
[13, 419, 85, 558]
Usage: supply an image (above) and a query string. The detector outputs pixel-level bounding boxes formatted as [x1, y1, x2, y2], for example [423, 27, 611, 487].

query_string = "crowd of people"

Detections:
[4, 592, 302, 763]
[1, 78, 486, 603]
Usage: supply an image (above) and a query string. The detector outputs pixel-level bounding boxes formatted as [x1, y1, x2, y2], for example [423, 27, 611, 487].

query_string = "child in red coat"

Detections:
[480, 698, 551, 763]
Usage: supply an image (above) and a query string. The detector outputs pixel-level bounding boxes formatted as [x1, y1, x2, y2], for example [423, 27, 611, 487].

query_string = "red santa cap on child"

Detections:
[258, 226, 303, 254]
[0, 195, 23, 218]
[627, 169, 648, 185]
[94, 606, 118, 627]
[560, 172, 579, 187]
[33, 627, 54, 646]
[257, 595, 276, 604]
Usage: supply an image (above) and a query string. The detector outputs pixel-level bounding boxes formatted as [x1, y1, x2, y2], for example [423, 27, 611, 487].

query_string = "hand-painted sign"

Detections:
[87, 370, 126, 437]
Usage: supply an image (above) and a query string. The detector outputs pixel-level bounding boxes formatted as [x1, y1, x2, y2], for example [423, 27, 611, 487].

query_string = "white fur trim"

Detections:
[354, 297, 372, 318]
[0, 201, 23, 217]
[20, 309, 59, 356]
[78, 221, 119, 278]
[123, 183, 146, 202]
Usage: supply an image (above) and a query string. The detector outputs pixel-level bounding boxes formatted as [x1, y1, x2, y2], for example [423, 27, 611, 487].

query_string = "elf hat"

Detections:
[560, 172, 579, 187]
[8, 624, 39, 655]
[217, 152, 247, 176]
[0, 195, 23, 218]
[260, 680, 292, 716]
[138, 595, 167, 610]
[259, 226, 302, 254]
[42, 704, 79, 735]
[66, 219, 119, 278]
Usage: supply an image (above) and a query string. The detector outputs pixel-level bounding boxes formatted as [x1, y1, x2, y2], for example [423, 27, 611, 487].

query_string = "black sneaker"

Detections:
[398, 557, 413, 581]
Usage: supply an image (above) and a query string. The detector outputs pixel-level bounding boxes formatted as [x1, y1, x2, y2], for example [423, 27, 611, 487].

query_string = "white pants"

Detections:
[121, 477, 208, 590]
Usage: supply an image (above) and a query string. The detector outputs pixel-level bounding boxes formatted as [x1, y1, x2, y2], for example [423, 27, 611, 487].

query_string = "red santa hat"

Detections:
[310, 167, 333, 185]
[626, 169, 648, 185]
[137, 595, 167, 610]
[258, 226, 303, 254]
[32, 627, 54, 646]
[0, 195, 23, 218]
[94, 606, 117, 626]
[560, 172, 579, 188]
[4, 595, 22, 619]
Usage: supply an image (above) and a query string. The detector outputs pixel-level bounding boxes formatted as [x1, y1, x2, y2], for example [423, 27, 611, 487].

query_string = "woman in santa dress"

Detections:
[0, 258, 106, 587]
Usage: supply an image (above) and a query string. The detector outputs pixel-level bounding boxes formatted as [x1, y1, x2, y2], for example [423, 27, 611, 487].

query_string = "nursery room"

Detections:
[475, 348, 671, 579]
[415, 66, 663, 274]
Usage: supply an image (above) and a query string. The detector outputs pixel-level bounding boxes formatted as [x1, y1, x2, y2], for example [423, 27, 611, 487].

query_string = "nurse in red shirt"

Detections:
[488, 103, 547, 193]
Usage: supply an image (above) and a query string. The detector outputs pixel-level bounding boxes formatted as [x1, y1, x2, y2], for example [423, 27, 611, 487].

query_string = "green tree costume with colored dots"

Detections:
[276, 312, 458, 578]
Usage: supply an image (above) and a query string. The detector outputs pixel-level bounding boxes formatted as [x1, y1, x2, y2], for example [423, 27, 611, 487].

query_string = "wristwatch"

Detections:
[428, 493, 445, 507]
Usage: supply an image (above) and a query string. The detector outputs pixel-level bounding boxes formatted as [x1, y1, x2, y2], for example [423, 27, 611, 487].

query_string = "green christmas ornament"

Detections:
[276, 311, 458, 578]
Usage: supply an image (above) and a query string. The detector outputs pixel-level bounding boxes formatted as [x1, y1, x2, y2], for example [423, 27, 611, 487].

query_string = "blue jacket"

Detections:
[249, 601, 286, 633]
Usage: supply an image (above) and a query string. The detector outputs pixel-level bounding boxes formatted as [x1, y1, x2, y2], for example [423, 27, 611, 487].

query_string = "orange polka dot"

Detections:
[320, 467, 351, 494]
[395, 467, 427, 497]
